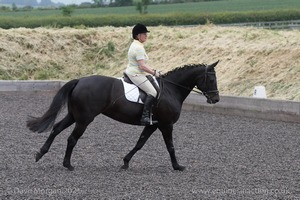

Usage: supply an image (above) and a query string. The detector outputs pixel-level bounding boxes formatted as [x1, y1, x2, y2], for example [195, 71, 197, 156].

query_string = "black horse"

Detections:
[27, 61, 220, 171]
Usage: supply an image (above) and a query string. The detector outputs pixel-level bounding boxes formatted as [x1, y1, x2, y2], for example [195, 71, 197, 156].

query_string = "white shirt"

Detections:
[126, 40, 149, 75]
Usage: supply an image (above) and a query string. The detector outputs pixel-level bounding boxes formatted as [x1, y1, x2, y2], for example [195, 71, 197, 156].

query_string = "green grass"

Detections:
[0, 0, 299, 18]
[1, 9, 299, 29]
[147, 0, 300, 13]
[0, 0, 299, 28]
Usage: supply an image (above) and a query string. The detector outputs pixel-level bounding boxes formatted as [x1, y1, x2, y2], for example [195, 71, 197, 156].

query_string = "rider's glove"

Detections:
[153, 70, 162, 77]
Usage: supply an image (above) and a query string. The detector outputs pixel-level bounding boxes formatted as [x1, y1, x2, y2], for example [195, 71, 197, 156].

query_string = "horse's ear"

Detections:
[209, 60, 219, 69]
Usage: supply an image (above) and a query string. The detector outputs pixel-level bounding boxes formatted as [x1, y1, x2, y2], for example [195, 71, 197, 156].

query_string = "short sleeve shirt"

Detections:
[125, 40, 149, 75]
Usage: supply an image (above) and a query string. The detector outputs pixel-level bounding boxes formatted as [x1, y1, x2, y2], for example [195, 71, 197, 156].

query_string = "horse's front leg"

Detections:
[159, 124, 185, 171]
[121, 125, 158, 170]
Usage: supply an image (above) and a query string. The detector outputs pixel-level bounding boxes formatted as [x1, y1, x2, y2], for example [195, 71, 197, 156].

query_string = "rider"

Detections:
[125, 23, 160, 126]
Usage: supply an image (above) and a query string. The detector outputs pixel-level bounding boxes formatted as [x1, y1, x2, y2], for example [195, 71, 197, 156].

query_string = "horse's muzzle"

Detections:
[207, 98, 219, 104]
[204, 90, 220, 104]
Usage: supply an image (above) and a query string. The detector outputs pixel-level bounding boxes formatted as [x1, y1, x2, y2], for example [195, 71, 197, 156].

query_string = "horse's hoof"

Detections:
[35, 151, 43, 162]
[121, 164, 129, 170]
[63, 162, 74, 171]
[67, 166, 74, 171]
[173, 165, 185, 171]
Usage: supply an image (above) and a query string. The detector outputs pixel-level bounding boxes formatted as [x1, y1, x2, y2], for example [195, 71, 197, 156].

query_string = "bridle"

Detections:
[202, 66, 219, 101]
[161, 66, 219, 100]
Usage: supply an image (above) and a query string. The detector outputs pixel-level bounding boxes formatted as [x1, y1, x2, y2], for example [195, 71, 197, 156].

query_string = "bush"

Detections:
[61, 6, 75, 17]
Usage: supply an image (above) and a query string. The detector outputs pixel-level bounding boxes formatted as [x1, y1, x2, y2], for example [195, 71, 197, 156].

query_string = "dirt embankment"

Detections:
[0, 26, 299, 100]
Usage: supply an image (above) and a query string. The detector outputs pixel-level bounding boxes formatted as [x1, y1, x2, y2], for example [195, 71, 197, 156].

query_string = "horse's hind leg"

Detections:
[63, 122, 90, 171]
[121, 125, 158, 170]
[36, 113, 74, 162]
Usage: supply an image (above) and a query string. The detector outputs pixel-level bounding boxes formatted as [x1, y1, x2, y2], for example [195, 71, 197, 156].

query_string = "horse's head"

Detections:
[197, 61, 220, 104]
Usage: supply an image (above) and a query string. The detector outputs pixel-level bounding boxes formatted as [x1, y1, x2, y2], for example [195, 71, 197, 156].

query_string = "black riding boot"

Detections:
[141, 95, 158, 126]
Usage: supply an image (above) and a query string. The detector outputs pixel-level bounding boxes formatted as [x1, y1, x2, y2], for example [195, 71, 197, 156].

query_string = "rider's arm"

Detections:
[137, 59, 156, 76]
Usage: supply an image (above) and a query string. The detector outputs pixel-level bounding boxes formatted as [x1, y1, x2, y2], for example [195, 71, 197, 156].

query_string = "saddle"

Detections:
[120, 73, 161, 104]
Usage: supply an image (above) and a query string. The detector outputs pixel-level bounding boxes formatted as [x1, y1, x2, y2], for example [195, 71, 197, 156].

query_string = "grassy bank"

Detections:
[0, 26, 299, 101]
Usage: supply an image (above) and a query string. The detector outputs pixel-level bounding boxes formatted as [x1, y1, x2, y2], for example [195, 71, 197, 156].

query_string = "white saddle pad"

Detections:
[120, 78, 144, 104]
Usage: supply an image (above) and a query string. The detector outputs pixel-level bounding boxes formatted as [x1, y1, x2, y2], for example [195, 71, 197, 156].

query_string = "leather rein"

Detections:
[160, 66, 219, 99]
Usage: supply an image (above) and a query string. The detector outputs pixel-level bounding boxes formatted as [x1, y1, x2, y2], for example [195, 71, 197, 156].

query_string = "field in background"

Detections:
[1, 0, 300, 29]
[0, 0, 300, 17]
[0, 26, 299, 101]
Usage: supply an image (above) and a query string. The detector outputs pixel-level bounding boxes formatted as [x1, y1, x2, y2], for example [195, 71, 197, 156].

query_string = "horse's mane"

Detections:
[161, 63, 207, 78]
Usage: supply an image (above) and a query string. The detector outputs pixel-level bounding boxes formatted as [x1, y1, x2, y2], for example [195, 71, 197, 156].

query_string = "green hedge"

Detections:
[0, 9, 299, 29]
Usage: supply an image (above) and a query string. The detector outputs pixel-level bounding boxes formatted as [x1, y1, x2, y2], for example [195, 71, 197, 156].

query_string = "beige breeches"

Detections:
[127, 74, 157, 97]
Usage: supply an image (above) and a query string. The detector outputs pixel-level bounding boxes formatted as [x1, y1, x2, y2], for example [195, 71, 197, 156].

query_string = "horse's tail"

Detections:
[27, 79, 79, 133]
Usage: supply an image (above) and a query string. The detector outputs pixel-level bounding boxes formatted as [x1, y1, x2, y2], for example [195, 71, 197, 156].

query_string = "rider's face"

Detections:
[138, 33, 148, 43]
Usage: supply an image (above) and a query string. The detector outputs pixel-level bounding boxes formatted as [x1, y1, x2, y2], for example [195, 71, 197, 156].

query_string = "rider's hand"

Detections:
[153, 70, 162, 77]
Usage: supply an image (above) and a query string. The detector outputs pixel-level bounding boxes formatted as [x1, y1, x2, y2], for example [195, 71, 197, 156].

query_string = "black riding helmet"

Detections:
[132, 23, 150, 39]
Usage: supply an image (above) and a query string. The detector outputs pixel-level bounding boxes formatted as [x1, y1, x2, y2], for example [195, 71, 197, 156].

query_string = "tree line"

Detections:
[0, 0, 63, 7]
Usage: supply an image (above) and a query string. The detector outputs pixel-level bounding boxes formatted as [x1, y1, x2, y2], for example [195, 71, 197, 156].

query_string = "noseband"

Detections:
[202, 66, 219, 100]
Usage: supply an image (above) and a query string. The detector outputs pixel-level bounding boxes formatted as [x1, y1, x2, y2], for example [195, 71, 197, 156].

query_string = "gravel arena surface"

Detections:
[1, 91, 300, 200]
